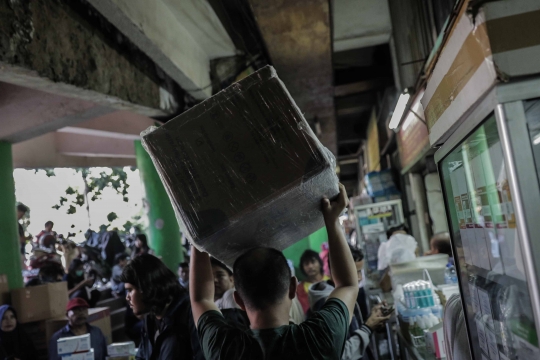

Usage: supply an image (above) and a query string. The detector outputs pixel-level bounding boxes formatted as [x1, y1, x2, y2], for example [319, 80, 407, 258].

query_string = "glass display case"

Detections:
[435, 78, 540, 360]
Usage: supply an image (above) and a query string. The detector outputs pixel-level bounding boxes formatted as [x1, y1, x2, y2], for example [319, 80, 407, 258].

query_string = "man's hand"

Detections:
[365, 307, 392, 331]
[322, 183, 349, 225]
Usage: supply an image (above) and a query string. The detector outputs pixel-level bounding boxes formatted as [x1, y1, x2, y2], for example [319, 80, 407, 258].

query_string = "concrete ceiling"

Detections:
[87, 0, 237, 100]
[333, 0, 392, 52]
[249, 0, 336, 154]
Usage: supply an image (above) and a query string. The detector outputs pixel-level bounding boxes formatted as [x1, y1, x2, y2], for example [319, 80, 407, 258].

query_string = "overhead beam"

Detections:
[249, 0, 337, 154]
[334, 78, 394, 97]
[337, 105, 372, 117]
[0, 0, 172, 116]
[87, 0, 236, 100]
[55, 133, 135, 159]
[12, 133, 136, 168]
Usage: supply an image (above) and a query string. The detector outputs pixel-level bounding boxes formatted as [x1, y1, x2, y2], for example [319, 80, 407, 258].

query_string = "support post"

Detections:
[134, 140, 182, 271]
[0, 142, 23, 289]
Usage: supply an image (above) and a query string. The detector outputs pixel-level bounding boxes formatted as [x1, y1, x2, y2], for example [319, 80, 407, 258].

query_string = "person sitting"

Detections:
[296, 249, 331, 314]
[377, 225, 418, 273]
[0, 305, 38, 360]
[190, 184, 359, 359]
[178, 262, 190, 289]
[425, 232, 453, 260]
[49, 298, 108, 360]
[132, 234, 153, 258]
[120, 254, 203, 360]
[35, 221, 57, 246]
[111, 253, 129, 297]
[64, 259, 99, 307]
[25, 262, 65, 287]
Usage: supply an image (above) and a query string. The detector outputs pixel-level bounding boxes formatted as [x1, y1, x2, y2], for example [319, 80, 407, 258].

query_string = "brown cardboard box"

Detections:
[45, 307, 112, 347]
[0, 274, 9, 305]
[422, 0, 540, 146]
[142, 65, 339, 266]
[11, 281, 68, 323]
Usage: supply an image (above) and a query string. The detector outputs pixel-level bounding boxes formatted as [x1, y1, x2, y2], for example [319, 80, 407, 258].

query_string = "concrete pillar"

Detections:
[0, 142, 23, 289]
[134, 140, 182, 271]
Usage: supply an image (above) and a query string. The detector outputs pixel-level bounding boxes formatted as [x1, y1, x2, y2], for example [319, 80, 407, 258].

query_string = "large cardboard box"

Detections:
[0, 274, 9, 305]
[142, 65, 339, 266]
[45, 307, 112, 347]
[422, 0, 540, 146]
[11, 281, 68, 323]
[57, 334, 91, 355]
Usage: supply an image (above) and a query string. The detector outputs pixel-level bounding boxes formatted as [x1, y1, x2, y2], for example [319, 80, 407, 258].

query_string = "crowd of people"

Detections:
[3, 185, 455, 360]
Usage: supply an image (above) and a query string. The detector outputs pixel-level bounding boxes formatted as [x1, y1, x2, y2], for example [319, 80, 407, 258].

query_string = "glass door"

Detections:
[439, 113, 539, 360]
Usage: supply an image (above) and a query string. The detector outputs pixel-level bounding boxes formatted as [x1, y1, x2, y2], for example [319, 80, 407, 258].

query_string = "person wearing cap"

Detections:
[49, 298, 108, 360]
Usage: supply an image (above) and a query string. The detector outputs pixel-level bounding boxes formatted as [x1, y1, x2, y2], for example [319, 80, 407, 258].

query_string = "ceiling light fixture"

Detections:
[389, 91, 411, 130]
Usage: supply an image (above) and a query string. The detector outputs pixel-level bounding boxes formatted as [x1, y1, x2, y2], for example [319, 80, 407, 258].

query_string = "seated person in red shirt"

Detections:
[190, 184, 359, 360]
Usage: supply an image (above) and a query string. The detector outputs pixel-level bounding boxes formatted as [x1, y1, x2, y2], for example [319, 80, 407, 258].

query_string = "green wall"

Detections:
[283, 227, 328, 281]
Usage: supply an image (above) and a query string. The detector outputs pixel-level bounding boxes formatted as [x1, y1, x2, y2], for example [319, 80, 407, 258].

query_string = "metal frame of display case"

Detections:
[435, 76, 540, 355]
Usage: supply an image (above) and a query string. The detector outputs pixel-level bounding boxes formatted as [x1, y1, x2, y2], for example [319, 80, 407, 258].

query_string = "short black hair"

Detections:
[386, 224, 409, 239]
[120, 254, 183, 314]
[179, 262, 189, 269]
[233, 247, 291, 310]
[115, 252, 129, 264]
[17, 204, 28, 213]
[45, 221, 54, 227]
[299, 249, 323, 277]
[431, 233, 453, 257]
[69, 258, 84, 274]
[136, 234, 148, 247]
[349, 244, 364, 262]
[210, 257, 232, 276]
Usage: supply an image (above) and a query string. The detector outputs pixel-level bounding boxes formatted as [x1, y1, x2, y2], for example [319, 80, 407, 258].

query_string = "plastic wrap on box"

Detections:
[142, 65, 339, 266]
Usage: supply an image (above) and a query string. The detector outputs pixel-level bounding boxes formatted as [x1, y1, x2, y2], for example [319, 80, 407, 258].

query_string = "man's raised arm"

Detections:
[190, 246, 220, 327]
[322, 183, 359, 321]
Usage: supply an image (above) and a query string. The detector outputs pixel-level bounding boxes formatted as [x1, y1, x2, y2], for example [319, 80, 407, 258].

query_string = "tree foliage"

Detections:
[52, 168, 131, 226]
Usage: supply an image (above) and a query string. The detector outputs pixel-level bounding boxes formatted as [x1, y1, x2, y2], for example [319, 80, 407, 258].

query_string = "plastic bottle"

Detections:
[445, 264, 458, 284]
[426, 283, 435, 306]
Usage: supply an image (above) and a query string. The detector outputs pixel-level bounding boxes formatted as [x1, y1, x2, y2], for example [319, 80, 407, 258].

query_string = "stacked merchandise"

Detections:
[107, 341, 137, 360]
[396, 280, 445, 357]
[364, 170, 400, 202]
[57, 334, 94, 360]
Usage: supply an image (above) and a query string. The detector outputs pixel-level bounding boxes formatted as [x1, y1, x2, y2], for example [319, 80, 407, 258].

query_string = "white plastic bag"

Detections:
[378, 233, 418, 270]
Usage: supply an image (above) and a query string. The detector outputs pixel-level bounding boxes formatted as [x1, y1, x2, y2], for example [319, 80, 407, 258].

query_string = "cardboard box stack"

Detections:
[142, 65, 339, 266]
[11, 281, 68, 323]
[107, 341, 136, 359]
[57, 333, 95, 359]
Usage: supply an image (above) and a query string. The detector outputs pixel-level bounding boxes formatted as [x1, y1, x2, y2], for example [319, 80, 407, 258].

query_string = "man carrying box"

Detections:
[190, 184, 359, 359]
[49, 298, 108, 360]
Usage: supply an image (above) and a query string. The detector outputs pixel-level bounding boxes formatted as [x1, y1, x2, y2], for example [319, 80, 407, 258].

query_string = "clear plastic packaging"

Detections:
[141, 66, 339, 266]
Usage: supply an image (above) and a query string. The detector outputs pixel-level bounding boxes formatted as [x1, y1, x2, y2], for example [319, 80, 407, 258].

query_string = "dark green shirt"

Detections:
[198, 298, 349, 360]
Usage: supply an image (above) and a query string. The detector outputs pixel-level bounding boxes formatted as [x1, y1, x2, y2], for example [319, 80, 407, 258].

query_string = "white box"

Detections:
[107, 342, 136, 356]
[61, 349, 94, 360]
[424, 323, 446, 359]
[57, 334, 91, 355]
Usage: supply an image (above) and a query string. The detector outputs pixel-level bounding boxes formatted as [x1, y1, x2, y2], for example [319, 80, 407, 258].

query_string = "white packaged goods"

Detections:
[61, 348, 94, 360]
[57, 334, 91, 355]
[142, 66, 339, 266]
[107, 342, 136, 356]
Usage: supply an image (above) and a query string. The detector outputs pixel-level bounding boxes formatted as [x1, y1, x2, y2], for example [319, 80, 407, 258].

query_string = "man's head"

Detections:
[429, 232, 453, 257]
[178, 262, 189, 283]
[115, 253, 130, 268]
[300, 249, 323, 280]
[17, 204, 28, 220]
[45, 221, 54, 232]
[121, 254, 182, 316]
[211, 258, 234, 300]
[349, 244, 365, 284]
[66, 298, 89, 327]
[233, 247, 295, 311]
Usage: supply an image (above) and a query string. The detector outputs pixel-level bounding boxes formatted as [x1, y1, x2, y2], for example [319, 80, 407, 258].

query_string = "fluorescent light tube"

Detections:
[389, 92, 410, 130]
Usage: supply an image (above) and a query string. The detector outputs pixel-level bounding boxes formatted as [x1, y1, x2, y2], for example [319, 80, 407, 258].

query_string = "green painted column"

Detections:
[283, 227, 329, 281]
[135, 140, 182, 271]
[0, 142, 23, 289]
